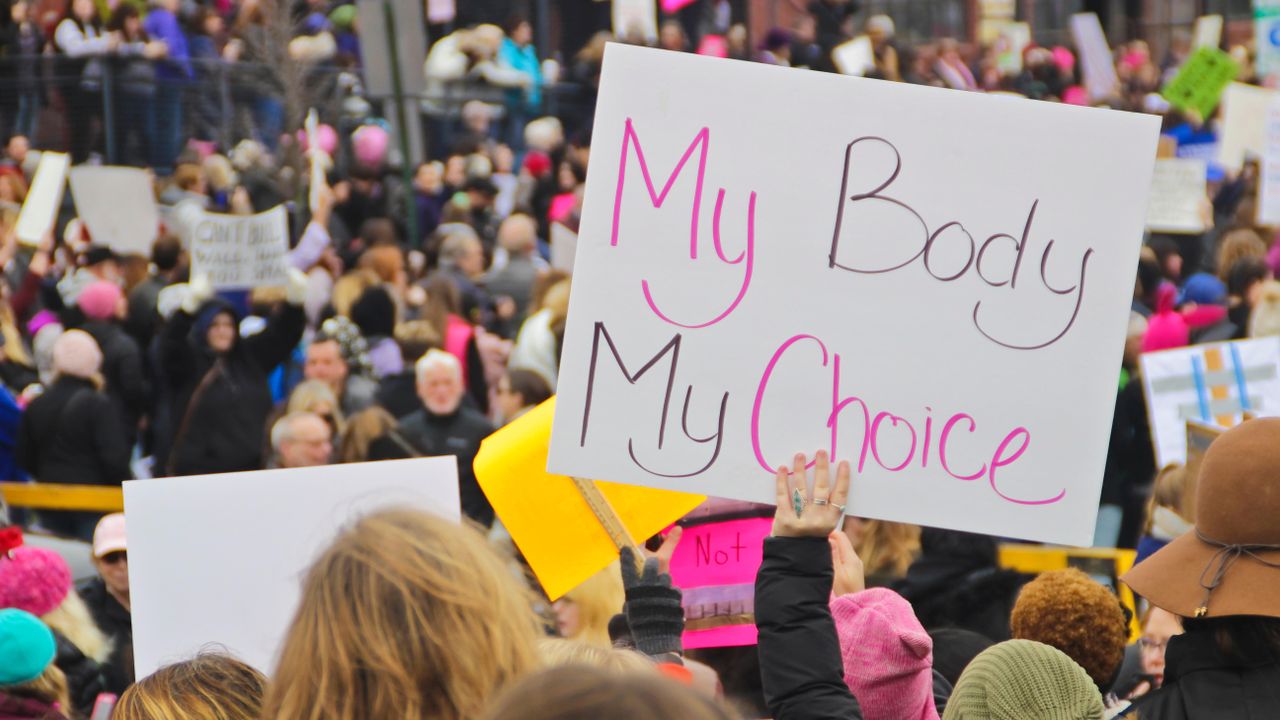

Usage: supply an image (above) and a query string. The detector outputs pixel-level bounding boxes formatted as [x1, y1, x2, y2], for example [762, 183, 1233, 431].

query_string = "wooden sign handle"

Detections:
[570, 477, 646, 573]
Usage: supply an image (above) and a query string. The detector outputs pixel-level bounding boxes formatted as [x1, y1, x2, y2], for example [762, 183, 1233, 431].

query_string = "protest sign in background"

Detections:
[68, 166, 159, 257]
[547, 44, 1159, 546]
[125, 458, 461, 678]
[1145, 159, 1207, 234]
[1140, 337, 1280, 467]
[190, 205, 290, 289]
[1162, 47, 1239, 119]
[15, 152, 69, 247]
[1219, 82, 1278, 172]
[1261, 97, 1280, 226]
[1071, 13, 1119, 101]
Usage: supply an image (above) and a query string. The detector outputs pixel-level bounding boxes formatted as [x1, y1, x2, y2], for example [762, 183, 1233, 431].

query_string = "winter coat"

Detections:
[77, 577, 132, 694]
[367, 404, 495, 526]
[16, 376, 131, 486]
[0, 695, 69, 720]
[82, 320, 149, 448]
[53, 631, 106, 716]
[1127, 625, 1280, 719]
[755, 536, 865, 720]
[163, 300, 305, 476]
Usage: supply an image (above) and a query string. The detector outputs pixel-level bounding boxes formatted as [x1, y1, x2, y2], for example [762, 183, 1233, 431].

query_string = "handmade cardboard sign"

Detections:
[125, 458, 462, 678]
[1262, 97, 1280, 226]
[668, 514, 772, 648]
[1220, 83, 1279, 172]
[1162, 47, 1238, 119]
[68, 166, 159, 256]
[190, 206, 289, 289]
[1071, 13, 1119, 101]
[547, 44, 1160, 546]
[15, 152, 69, 247]
[1146, 159, 1207, 233]
[1140, 338, 1280, 467]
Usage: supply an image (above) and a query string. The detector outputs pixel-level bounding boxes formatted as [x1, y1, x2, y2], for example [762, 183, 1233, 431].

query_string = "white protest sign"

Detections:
[613, 0, 656, 43]
[125, 458, 461, 678]
[546, 45, 1160, 546]
[15, 152, 69, 247]
[190, 205, 290, 289]
[1139, 338, 1280, 467]
[832, 36, 874, 77]
[1146, 159, 1207, 233]
[1260, 98, 1280, 225]
[1071, 13, 1119, 101]
[68, 166, 159, 256]
[1219, 82, 1278, 172]
[1193, 15, 1223, 50]
[1258, 0, 1280, 82]
[550, 222, 578, 273]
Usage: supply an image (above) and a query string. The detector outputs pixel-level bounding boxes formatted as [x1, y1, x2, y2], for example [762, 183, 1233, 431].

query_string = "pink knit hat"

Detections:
[78, 281, 123, 321]
[0, 538, 72, 618]
[1142, 284, 1189, 353]
[831, 588, 939, 720]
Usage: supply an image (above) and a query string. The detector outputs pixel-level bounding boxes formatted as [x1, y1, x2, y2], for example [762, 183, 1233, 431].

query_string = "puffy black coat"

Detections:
[15, 376, 131, 486]
[53, 631, 107, 716]
[82, 320, 149, 448]
[78, 577, 133, 695]
[163, 300, 305, 476]
[1129, 624, 1280, 720]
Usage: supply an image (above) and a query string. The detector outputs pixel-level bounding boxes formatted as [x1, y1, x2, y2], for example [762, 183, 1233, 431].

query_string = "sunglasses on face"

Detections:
[100, 551, 127, 565]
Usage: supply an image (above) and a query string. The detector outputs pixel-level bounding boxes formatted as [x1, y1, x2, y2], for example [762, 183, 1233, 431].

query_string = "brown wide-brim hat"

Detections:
[1123, 417, 1280, 619]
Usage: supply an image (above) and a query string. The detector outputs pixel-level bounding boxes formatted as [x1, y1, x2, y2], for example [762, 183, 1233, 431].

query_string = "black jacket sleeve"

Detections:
[756, 536, 864, 720]
[244, 302, 306, 373]
[159, 308, 198, 390]
[88, 393, 132, 483]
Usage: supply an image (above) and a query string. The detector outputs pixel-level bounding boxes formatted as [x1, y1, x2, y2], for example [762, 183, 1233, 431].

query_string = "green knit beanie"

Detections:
[942, 639, 1105, 720]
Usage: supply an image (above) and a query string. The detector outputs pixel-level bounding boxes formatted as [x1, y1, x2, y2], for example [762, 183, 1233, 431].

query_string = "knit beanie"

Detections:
[1009, 569, 1127, 689]
[1141, 284, 1189, 352]
[942, 640, 1104, 720]
[78, 280, 124, 321]
[51, 328, 103, 381]
[0, 608, 57, 687]
[831, 588, 939, 720]
[0, 529, 72, 617]
[1176, 272, 1227, 306]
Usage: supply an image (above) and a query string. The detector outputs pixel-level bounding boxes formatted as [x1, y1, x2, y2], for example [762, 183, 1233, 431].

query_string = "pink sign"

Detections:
[661, 0, 696, 12]
[669, 516, 772, 649]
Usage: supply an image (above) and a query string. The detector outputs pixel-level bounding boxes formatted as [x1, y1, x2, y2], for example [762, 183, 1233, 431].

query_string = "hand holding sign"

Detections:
[772, 450, 850, 539]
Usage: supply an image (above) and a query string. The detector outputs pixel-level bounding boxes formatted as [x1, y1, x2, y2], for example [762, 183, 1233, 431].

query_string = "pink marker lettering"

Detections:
[989, 428, 1064, 505]
[751, 334, 828, 473]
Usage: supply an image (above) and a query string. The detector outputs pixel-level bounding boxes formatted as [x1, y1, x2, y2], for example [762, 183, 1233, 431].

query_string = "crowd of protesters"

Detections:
[0, 0, 1278, 718]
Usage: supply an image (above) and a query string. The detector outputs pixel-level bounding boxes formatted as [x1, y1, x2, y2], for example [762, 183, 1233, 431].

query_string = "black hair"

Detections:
[1227, 256, 1270, 299]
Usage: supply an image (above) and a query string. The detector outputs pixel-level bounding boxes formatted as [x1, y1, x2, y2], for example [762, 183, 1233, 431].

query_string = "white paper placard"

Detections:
[1146, 159, 1207, 233]
[546, 45, 1160, 546]
[1261, 97, 1280, 226]
[15, 152, 69, 247]
[832, 36, 874, 77]
[1071, 13, 1119, 101]
[1139, 338, 1280, 467]
[68, 166, 159, 256]
[125, 458, 462, 678]
[190, 205, 290, 289]
[613, 0, 656, 43]
[1218, 82, 1278, 172]
[1193, 14, 1223, 49]
[550, 222, 578, 273]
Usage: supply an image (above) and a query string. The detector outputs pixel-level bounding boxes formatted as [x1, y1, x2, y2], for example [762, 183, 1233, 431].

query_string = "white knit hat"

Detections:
[51, 329, 103, 381]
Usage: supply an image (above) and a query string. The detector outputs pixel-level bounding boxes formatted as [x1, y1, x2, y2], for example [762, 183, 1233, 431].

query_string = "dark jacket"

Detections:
[755, 536, 864, 720]
[164, 300, 305, 476]
[82, 320, 149, 447]
[375, 371, 420, 419]
[78, 577, 133, 694]
[1129, 625, 1280, 719]
[53, 631, 106, 716]
[16, 376, 131, 485]
[0, 695, 68, 720]
[367, 404, 495, 527]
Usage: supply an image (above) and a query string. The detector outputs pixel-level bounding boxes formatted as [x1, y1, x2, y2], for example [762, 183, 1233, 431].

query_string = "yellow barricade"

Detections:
[0, 482, 125, 513]
[999, 543, 1141, 642]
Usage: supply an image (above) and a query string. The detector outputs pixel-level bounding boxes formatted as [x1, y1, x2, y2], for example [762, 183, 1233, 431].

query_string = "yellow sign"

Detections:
[474, 398, 705, 600]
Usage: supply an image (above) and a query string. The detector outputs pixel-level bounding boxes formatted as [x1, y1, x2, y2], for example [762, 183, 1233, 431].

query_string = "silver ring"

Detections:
[812, 498, 830, 506]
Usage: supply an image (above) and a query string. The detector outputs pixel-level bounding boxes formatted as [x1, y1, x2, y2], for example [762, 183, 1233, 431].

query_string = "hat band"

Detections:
[1195, 529, 1280, 618]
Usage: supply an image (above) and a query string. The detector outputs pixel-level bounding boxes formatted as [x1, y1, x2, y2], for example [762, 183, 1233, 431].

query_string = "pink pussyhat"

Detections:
[1142, 283, 1189, 353]
[831, 588, 939, 720]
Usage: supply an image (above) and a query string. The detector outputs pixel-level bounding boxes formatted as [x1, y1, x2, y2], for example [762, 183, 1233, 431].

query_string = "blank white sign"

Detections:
[124, 458, 461, 678]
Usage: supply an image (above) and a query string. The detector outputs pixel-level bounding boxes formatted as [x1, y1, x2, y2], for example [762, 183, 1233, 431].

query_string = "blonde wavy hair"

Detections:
[42, 591, 111, 664]
[332, 269, 381, 317]
[855, 520, 921, 579]
[5, 665, 70, 712]
[557, 561, 624, 648]
[114, 652, 265, 720]
[261, 509, 542, 720]
[287, 379, 345, 435]
[537, 638, 654, 674]
[337, 406, 399, 463]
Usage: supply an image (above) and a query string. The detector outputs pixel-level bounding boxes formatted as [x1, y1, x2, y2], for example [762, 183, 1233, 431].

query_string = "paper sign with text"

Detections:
[669, 515, 772, 649]
[551, 222, 578, 273]
[1219, 82, 1278, 172]
[15, 152, 69, 247]
[125, 458, 461, 678]
[546, 45, 1160, 546]
[1146, 159, 1207, 233]
[1139, 337, 1280, 467]
[190, 206, 289, 289]
[1192, 15, 1223, 50]
[1162, 47, 1239, 118]
[68, 166, 159, 256]
[1258, 0, 1280, 82]
[1260, 97, 1280, 226]
[1071, 13, 1119, 101]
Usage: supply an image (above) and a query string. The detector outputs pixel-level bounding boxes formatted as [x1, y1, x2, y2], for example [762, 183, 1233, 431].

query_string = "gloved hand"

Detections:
[180, 274, 214, 315]
[619, 546, 685, 658]
[156, 283, 189, 320]
[285, 267, 309, 306]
